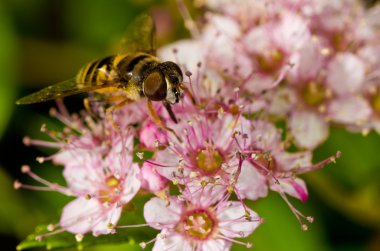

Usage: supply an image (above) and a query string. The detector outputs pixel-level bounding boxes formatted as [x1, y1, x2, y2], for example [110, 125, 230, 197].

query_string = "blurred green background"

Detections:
[0, 0, 379, 250]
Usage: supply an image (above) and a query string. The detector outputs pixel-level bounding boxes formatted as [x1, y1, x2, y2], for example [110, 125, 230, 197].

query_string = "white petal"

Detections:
[275, 151, 312, 172]
[120, 164, 141, 204]
[290, 111, 329, 149]
[159, 39, 204, 78]
[267, 87, 298, 117]
[60, 197, 103, 234]
[152, 232, 192, 251]
[235, 161, 268, 200]
[251, 120, 282, 151]
[328, 96, 371, 125]
[217, 202, 260, 238]
[327, 53, 365, 95]
[144, 197, 182, 229]
[92, 205, 122, 236]
[202, 239, 231, 251]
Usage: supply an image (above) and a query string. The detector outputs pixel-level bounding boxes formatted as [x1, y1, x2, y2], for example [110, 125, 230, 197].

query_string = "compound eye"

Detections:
[143, 71, 167, 101]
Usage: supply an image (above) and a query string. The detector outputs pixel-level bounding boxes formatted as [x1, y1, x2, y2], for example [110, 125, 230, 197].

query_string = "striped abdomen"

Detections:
[75, 52, 160, 100]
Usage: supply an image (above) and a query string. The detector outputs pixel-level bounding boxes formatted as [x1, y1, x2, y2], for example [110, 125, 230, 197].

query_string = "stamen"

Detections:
[217, 234, 253, 248]
[297, 151, 341, 174]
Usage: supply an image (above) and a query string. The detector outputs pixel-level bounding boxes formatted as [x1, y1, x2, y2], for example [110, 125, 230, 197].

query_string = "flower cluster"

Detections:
[15, 0, 380, 250]
[167, 0, 380, 149]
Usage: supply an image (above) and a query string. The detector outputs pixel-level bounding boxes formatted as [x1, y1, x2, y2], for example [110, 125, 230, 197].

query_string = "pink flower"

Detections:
[17, 103, 141, 237]
[150, 104, 243, 190]
[60, 134, 141, 236]
[143, 195, 261, 250]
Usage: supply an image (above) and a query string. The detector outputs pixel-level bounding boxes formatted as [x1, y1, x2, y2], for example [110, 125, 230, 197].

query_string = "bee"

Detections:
[16, 14, 183, 127]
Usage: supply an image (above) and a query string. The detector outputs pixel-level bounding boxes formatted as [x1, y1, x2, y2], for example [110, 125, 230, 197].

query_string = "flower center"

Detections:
[184, 210, 214, 239]
[371, 92, 380, 114]
[302, 81, 326, 107]
[196, 147, 223, 174]
[257, 49, 283, 74]
[99, 175, 121, 203]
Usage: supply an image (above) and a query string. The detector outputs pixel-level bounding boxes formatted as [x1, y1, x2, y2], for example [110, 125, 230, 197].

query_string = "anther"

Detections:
[13, 180, 22, 189]
[306, 216, 314, 223]
[40, 124, 47, 132]
[47, 224, 55, 231]
[139, 242, 147, 249]
[75, 234, 84, 242]
[136, 152, 144, 160]
[21, 165, 30, 173]
[36, 157, 45, 164]
[23, 136, 31, 146]
[185, 71, 192, 77]
[49, 108, 57, 116]
[301, 224, 308, 231]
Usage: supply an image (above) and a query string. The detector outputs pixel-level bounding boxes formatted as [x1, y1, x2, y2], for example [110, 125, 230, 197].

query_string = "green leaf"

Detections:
[0, 3, 17, 138]
[0, 167, 40, 237]
[314, 127, 380, 188]
[17, 194, 155, 250]
[16, 224, 148, 251]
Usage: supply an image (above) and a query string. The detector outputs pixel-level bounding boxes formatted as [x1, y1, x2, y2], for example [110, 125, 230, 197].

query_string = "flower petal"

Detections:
[328, 95, 371, 125]
[236, 161, 268, 200]
[217, 202, 260, 238]
[153, 232, 193, 251]
[144, 197, 182, 229]
[289, 111, 329, 149]
[60, 197, 118, 235]
[271, 177, 308, 202]
[327, 53, 365, 95]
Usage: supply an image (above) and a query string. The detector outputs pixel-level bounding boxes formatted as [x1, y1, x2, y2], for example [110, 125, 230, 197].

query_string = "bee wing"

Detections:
[118, 14, 156, 55]
[16, 79, 120, 105]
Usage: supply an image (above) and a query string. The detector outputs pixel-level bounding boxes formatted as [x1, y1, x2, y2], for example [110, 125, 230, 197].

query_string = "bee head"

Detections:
[143, 61, 183, 104]
[159, 61, 183, 104]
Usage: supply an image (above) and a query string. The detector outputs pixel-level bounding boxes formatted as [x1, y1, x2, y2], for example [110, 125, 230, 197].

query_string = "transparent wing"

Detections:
[118, 14, 156, 55]
[16, 79, 120, 105]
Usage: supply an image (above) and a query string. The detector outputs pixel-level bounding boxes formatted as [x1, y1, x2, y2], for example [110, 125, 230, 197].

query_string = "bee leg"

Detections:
[106, 99, 132, 130]
[147, 99, 182, 142]
[83, 98, 92, 113]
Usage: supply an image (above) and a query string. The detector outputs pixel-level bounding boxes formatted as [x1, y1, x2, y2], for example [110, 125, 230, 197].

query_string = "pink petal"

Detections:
[275, 151, 312, 172]
[140, 162, 169, 193]
[235, 161, 268, 200]
[60, 197, 119, 235]
[202, 239, 231, 251]
[251, 120, 282, 151]
[271, 178, 308, 202]
[153, 232, 193, 251]
[328, 96, 371, 125]
[120, 164, 141, 204]
[92, 206, 122, 236]
[327, 53, 365, 96]
[289, 110, 329, 149]
[217, 202, 260, 238]
[267, 87, 298, 117]
[144, 197, 182, 229]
